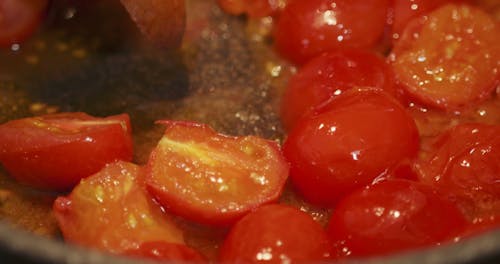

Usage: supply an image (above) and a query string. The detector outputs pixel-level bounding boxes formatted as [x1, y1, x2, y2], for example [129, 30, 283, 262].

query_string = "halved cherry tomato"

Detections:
[327, 179, 467, 258]
[0, 112, 133, 191]
[274, 0, 389, 64]
[146, 121, 289, 226]
[280, 49, 397, 131]
[389, 4, 500, 110]
[415, 123, 500, 223]
[283, 89, 419, 206]
[0, 0, 48, 47]
[124, 241, 206, 263]
[219, 204, 332, 263]
[53, 161, 185, 254]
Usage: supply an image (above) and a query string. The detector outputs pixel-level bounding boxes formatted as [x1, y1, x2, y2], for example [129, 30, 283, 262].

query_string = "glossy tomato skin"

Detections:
[274, 0, 389, 64]
[53, 161, 185, 254]
[389, 4, 500, 110]
[327, 180, 467, 258]
[283, 89, 419, 206]
[146, 121, 289, 226]
[219, 204, 332, 263]
[0, 112, 133, 191]
[0, 0, 48, 47]
[124, 241, 206, 263]
[415, 123, 500, 223]
[280, 49, 397, 131]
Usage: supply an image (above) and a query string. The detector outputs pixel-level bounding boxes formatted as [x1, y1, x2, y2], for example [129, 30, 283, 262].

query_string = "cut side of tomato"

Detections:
[0, 0, 48, 47]
[0, 112, 133, 191]
[328, 179, 467, 259]
[53, 161, 185, 254]
[415, 123, 500, 223]
[283, 89, 419, 206]
[219, 204, 332, 263]
[389, 4, 500, 110]
[280, 49, 397, 131]
[145, 121, 289, 226]
[124, 241, 206, 263]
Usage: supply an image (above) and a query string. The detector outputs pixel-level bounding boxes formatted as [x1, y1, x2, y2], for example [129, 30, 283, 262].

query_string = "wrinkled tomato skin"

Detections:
[280, 49, 397, 131]
[389, 4, 500, 110]
[53, 161, 185, 254]
[0, 112, 133, 191]
[327, 180, 467, 258]
[415, 123, 500, 223]
[0, 0, 48, 47]
[146, 121, 289, 226]
[124, 241, 206, 263]
[274, 0, 389, 64]
[219, 204, 332, 263]
[283, 89, 419, 206]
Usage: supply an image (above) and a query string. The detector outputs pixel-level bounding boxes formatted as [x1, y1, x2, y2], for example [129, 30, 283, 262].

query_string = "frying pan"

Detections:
[0, 0, 499, 263]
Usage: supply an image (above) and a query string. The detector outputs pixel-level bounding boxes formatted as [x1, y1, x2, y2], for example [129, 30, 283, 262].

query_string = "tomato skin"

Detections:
[53, 161, 185, 254]
[0, 0, 48, 47]
[146, 121, 289, 226]
[124, 241, 206, 263]
[0, 112, 133, 191]
[389, 4, 500, 110]
[328, 179, 467, 258]
[274, 0, 389, 64]
[280, 49, 397, 131]
[283, 89, 419, 206]
[219, 204, 332, 263]
[415, 123, 500, 223]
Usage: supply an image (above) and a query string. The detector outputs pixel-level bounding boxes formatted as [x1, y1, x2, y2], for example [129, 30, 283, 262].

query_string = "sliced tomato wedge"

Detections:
[53, 161, 185, 254]
[124, 241, 206, 263]
[0, 112, 133, 191]
[0, 0, 48, 47]
[145, 121, 289, 226]
[389, 4, 499, 110]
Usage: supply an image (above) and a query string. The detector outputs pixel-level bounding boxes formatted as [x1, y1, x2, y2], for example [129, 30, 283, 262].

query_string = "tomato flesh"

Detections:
[0, 0, 48, 47]
[328, 179, 467, 258]
[0, 112, 133, 191]
[146, 121, 289, 226]
[274, 0, 389, 64]
[219, 204, 332, 263]
[53, 161, 185, 254]
[280, 49, 397, 131]
[124, 241, 206, 262]
[283, 89, 419, 206]
[415, 123, 500, 223]
[389, 4, 500, 110]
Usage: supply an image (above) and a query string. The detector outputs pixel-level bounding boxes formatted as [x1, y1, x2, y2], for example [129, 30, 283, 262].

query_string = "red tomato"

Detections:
[0, 112, 133, 191]
[145, 121, 289, 226]
[219, 204, 332, 263]
[280, 49, 397, 131]
[124, 241, 206, 263]
[274, 0, 389, 64]
[415, 123, 500, 223]
[0, 0, 48, 47]
[283, 89, 419, 206]
[53, 161, 185, 254]
[389, 0, 461, 41]
[327, 179, 467, 258]
[389, 4, 500, 110]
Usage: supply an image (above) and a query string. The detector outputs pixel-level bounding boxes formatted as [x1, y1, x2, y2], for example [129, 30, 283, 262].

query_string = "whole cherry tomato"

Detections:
[389, 4, 499, 110]
[415, 123, 500, 223]
[0, 0, 48, 47]
[0, 112, 133, 191]
[146, 121, 289, 226]
[280, 49, 397, 131]
[53, 161, 185, 254]
[327, 179, 467, 258]
[274, 0, 389, 64]
[283, 89, 419, 206]
[219, 204, 332, 263]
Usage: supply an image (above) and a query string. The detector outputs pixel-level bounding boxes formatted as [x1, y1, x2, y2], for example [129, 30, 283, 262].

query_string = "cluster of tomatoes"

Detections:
[0, 0, 499, 263]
